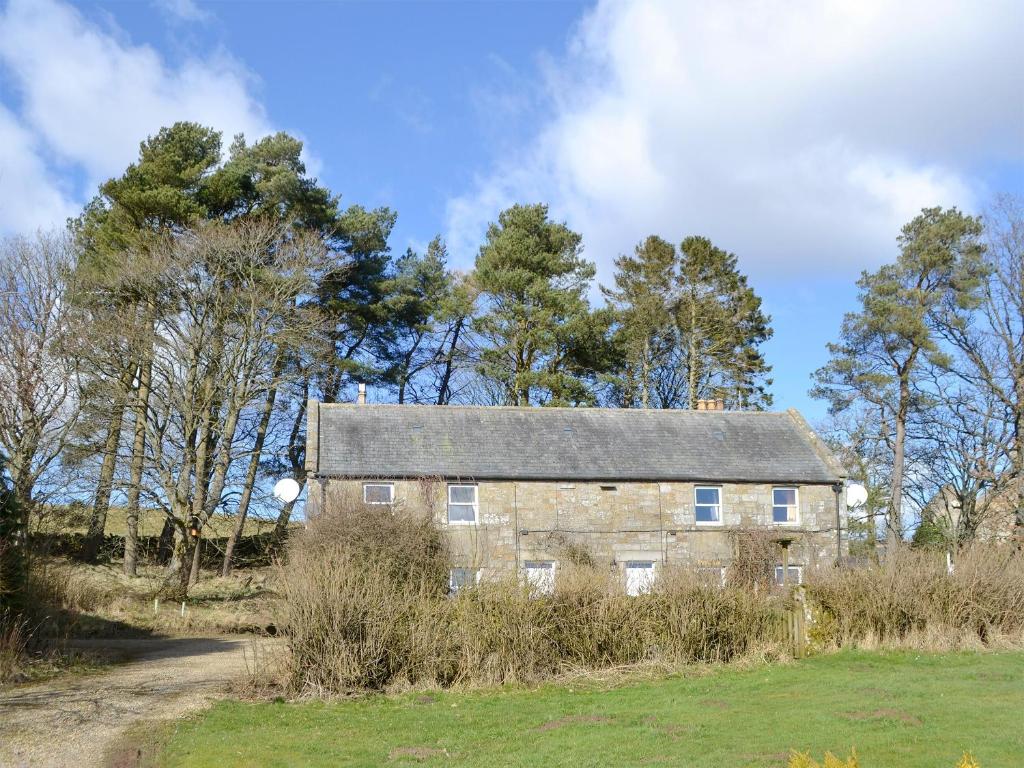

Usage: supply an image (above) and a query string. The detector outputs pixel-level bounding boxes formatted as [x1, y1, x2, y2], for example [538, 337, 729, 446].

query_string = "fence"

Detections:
[778, 587, 809, 658]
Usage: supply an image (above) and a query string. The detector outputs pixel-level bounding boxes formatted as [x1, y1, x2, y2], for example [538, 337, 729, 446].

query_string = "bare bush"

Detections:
[806, 545, 1024, 647]
[281, 502, 1024, 696]
[728, 529, 777, 588]
[280, 504, 785, 694]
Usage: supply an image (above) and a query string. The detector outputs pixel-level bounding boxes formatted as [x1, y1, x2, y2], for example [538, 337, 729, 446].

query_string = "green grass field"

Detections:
[160, 650, 1023, 767]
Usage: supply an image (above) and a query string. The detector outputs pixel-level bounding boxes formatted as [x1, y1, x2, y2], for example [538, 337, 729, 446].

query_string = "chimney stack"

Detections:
[695, 398, 725, 411]
[357, 383, 366, 405]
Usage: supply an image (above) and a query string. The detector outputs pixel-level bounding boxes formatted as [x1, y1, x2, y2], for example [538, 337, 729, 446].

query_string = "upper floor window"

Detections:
[694, 486, 722, 524]
[447, 484, 478, 524]
[363, 482, 394, 505]
[772, 487, 799, 524]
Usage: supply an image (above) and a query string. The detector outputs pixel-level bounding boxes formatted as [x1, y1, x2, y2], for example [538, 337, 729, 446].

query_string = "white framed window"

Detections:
[447, 484, 478, 524]
[772, 487, 799, 524]
[363, 482, 395, 505]
[694, 486, 722, 524]
[696, 566, 726, 587]
[624, 560, 657, 596]
[774, 565, 802, 585]
[449, 567, 479, 594]
[523, 561, 556, 593]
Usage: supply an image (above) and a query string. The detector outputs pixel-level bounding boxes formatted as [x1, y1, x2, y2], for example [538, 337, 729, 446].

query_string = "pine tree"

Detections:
[602, 236, 676, 408]
[473, 204, 606, 406]
[603, 235, 772, 409]
[675, 236, 773, 409]
[812, 207, 986, 550]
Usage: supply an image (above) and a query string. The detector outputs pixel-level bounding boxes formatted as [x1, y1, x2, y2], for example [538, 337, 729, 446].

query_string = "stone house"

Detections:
[304, 399, 848, 593]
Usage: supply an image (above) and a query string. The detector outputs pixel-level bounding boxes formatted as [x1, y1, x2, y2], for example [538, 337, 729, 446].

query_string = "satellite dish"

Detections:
[273, 478, 301, 504]
[846, 483, 868, 508]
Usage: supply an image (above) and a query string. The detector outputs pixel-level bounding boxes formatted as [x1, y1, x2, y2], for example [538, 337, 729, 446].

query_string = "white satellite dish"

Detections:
[846, 483, 868, 508]
[273, 478, 301, 504]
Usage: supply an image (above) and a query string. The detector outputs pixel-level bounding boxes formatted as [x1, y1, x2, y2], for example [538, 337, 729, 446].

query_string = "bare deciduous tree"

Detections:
[0, 232, 82, 519]
[137, 220, 328, 594]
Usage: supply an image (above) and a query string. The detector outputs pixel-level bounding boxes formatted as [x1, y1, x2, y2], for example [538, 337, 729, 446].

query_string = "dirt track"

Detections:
[0, 636, 264, 768]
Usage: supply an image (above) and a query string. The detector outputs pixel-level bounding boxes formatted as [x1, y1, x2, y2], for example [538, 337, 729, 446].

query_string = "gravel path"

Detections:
[0, 636, 267, 768]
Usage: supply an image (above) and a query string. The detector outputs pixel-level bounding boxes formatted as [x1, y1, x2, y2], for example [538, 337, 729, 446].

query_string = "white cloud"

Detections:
[0, 105, 78, 231]
[446, 0, 1024, 279]
[153, 0, 211, 23]
[0, 0, 273, 233]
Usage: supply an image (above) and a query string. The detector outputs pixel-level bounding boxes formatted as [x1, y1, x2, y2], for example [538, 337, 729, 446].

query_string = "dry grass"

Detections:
[805, 545, 1024, 649]
[280, 501, 786, 695]
[0, 615, 29, 683]
[22, 558, 279, 637]
[281, 499, 1024, 696]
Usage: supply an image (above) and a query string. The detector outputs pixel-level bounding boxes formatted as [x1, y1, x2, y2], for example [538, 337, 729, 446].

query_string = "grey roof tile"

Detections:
[312, 404, 843, 484]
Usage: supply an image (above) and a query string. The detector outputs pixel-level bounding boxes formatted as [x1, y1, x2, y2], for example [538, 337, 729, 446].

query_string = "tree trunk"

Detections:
[270, 393, 309, 550]
[174, 528, 194, 599]
[83, 386, 128, 562]
[222, 379, 279, 576]
[188, 535, 203, 587]
[436, 316, 465, 405]
[640, 338, 650, 409]
[1014, 373, 1024, 537]
[123, 348, 153, 577]
[887, 371, 911, 554]
[271, 491, 303, 549]
[687, 297, 699, 409]
[156, 515, 175, 565]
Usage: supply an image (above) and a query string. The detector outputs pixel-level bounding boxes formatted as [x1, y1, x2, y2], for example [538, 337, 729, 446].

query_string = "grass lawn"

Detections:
[160, 650, 1023, 767]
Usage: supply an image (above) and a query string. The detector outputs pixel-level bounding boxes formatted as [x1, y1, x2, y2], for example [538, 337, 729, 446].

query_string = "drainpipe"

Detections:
[833, 483, 844, 566]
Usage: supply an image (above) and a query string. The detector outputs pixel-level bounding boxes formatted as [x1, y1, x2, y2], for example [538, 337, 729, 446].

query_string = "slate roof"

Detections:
[310, 403, 844, 484]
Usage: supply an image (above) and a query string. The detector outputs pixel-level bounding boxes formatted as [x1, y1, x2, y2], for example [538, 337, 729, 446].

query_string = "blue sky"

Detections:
[1, 0, 1021, 422]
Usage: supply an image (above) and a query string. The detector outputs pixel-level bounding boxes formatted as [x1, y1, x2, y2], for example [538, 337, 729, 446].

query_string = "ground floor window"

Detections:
[449, 568, 479, 594]
[523, 561, 556, 593]
[774, 565, 802, 585]
[696, 566, 726, 587]
[624, 560, 657, 596]
[363, 482, 395, 505]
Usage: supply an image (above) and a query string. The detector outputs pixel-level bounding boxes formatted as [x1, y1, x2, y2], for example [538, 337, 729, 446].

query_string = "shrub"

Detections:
[0, 613, 29, 684]
[728, 529, 777, 589]
[805, 545, 1024, 647]
[280, 501, 1023, 695]
[280, 503, 786, 694]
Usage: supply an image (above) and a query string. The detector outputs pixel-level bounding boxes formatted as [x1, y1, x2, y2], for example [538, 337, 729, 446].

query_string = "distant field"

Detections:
[37, 506, 282, 538]
[160, 650, 1023, 767]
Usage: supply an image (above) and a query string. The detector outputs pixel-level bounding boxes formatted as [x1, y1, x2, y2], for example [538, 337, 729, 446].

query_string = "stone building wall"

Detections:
[305, 476, 845, 582]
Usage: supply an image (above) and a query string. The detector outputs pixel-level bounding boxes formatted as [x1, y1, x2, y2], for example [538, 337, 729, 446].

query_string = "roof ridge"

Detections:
[315, 402, 787, 416]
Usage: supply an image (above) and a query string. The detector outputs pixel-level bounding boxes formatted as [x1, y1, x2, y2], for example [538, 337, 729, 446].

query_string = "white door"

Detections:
[524, 561, 555, 594]
[625, 560, 656, 596]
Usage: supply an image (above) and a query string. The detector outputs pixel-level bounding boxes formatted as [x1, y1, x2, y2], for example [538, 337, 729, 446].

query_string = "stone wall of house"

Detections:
[305, 476, 846, 581]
